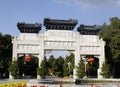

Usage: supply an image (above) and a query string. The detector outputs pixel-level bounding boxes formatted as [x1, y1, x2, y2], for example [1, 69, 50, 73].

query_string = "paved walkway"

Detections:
[0, 77, 73, 84]
[45, 76, 75, 82]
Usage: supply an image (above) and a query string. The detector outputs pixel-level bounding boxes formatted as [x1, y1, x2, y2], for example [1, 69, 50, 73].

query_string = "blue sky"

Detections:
[0, 0, 120, 35]
[0, 0, 120, 58]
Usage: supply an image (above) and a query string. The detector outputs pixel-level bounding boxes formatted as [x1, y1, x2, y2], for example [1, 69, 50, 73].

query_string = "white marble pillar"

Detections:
[38, 51, 44, 67]
[12, 37, 17, 61]
[98, 40, 105, 79]
[38, 41, 44, 67]
[37, 34, 45, 79]
[73, 50, 80, 79]
[73, 35, 80, 79]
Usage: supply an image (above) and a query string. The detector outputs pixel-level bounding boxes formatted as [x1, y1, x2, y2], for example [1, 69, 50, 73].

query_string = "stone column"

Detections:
[38, 34, 45, 67]
[73, 50, 80, 79]
[98, 40, 105, 79]
[37, 53, 44, 79]
[9, 37, 18, 79]
[12, 37, 18, 61]
[37, 34, 45, 79]
[38, 51, 44, 67]
[73, 34, 80, 79]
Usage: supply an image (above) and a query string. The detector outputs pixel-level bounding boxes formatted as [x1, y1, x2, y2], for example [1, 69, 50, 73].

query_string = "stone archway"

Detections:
[12, 19, 105, 79]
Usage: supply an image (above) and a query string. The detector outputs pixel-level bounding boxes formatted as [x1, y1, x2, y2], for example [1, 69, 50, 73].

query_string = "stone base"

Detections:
[37, 75, 42, 79]
[73, 69, 78, 79]
[9, 74, 15, 79]
[75, 78, 120, 85]
[97, 69, 103, 79]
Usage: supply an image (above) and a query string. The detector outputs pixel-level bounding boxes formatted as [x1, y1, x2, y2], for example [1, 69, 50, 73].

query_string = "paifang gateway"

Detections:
[12, 18, 105, 79]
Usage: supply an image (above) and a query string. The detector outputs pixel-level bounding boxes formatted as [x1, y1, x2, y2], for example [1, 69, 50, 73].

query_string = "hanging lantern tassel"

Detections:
[25, 56, 32, 62]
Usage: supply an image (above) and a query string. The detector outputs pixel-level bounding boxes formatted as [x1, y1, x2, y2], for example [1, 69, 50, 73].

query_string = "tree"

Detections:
[76, 58, 85, 78]
[47, 55, 55, 70]
[68, 53, 75, 74]
[0, 60, 4, 77]
[110, 17, 120, 29]
[100, 17, 120, 61]
[51, 59, 58, 74]
[37, 59, 48, 79]
[56, 56, 64, 77]
[110, 30, 120, 60]
[100, 59, 110, 78]
[63, 53, 74, 77]
[109, 17, 120, 60]
[0, 33, 12, 78]
[63, 56, 69, 76]
[99, 17, 120, 77]
[47, 55, 65, 77]
[8, 61, 18, 76]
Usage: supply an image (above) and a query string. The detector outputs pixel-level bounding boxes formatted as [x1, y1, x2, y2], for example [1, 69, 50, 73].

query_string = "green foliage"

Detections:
[48, 55, 55, 68]
[100, 59, 110, 78]
[51, 59, 58, 74]
[0, 60, 4, 77]
[55, 72, 62, 77]
[37, 59, 48, 78]
[69, 53, 75, 70]
[56, 56, 64, 76]
[99, 17, 120, 77]
[110, 17, 120, 29]
[0, 60, 4, 69]
[47, 55, 65, 77]
[0, 33, 12, 78]
[110, 30, 120, 60]
[76, 58, 85, 78]
[99, 17, 120, 61]
[63, 53, 74, 76]
[64, 71, 69, 76]
[47, 53, 74, 77]
[8, 61, 18, 76]
[63, 56, 69, 76]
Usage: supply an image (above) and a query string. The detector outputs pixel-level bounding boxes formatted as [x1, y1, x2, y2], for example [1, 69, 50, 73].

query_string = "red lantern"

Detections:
[25, 56, 32, 62]
[87, 58, 94, 63]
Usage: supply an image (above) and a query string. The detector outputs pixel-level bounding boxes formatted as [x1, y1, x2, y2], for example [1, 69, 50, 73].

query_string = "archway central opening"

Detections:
[45, 50, 75, 77]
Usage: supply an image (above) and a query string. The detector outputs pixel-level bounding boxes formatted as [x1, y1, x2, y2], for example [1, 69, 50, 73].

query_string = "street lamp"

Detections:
[67, 62, 71, 76]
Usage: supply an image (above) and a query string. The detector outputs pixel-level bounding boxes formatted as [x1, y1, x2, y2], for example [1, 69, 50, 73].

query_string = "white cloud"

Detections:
[52, 0, 120, 8]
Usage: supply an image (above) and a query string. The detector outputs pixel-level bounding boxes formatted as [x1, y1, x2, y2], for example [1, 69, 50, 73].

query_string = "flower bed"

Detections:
[0, 81, 27, 87]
